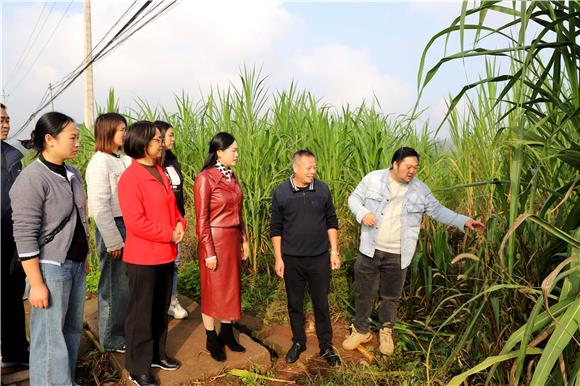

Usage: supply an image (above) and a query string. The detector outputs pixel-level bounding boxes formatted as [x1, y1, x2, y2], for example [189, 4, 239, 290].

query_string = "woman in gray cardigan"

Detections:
[10, 112, 89, 386]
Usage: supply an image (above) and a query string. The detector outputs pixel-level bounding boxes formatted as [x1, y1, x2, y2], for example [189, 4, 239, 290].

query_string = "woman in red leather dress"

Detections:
[194, 132, 249, 362]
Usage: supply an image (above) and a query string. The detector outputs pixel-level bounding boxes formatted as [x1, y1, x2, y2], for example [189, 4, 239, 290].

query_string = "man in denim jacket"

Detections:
[342, 147, 485, 355]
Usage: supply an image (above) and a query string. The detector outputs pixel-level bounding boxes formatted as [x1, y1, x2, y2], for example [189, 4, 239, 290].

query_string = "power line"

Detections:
[19, 1, 154, 131]
[10, 0, 180, 139]
[4, 1, 57, 90]
[6, 1, 74, 95]
[50, 1, 140, 91]
[97, 1, 178, 60]
[5, 1, 49, 82]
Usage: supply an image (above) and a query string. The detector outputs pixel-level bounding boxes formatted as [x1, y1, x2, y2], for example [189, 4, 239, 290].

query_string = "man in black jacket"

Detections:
[1, 103, 29, 368]
[270, 149, 341, 366]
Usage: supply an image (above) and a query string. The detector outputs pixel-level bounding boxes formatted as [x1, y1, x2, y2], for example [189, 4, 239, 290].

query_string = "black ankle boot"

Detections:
[219, 323, 246, 352]
[206, 329, 226, 362]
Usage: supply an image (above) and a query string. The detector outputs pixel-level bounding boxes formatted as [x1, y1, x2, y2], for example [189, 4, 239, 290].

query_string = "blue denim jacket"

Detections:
[348, 169, 469, 269]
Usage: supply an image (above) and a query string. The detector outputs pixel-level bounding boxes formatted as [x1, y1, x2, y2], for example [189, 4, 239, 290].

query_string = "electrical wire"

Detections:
[4, 1, 57, 90]
[4, 1, 49, 84]
[51, 1, 140, 90]
[6, 1, 74, 95]
[11, 0, 179, 139]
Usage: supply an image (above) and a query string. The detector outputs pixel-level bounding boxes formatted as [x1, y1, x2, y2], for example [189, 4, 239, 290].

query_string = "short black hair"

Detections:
[391, 147, 419, 165]
[292, 149, 315, 164]
[0, 103, 6, 109]
[124, 120, 158, 159]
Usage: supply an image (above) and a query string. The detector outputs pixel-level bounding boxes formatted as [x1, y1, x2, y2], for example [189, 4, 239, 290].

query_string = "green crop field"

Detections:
[61, 2, 578, 385]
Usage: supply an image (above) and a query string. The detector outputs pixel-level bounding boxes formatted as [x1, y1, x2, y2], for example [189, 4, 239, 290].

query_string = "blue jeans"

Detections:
[96, 218, 129, 351]
[28, 260, 86, 386]
[171, 243, 181, 297]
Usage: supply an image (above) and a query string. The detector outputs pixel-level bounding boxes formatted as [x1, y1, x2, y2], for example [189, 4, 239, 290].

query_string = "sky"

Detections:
[1, 0, 514, 142]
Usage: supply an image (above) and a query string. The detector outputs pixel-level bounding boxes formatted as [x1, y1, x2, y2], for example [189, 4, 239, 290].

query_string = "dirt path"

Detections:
[4, 295, 379, 385]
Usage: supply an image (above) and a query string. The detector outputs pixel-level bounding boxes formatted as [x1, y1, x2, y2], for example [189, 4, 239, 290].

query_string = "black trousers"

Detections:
[1, 237, 29, 362]
[124, 262, 173, 374]
[353, 250, 407, 333]
[283, 253, 332, 350]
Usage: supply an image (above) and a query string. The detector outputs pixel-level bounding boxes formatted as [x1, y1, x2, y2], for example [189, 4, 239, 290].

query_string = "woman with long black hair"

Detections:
[154, 120, 188, 319]
[194, 132, 249, 362]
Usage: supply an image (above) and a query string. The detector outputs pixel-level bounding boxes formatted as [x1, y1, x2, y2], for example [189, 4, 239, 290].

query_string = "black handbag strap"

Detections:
[39, 208, 74, 247]
[39, 176, 76, 248]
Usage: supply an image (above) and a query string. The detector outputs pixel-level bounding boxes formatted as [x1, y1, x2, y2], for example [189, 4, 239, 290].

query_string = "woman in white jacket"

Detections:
[86, 113, 131, 353]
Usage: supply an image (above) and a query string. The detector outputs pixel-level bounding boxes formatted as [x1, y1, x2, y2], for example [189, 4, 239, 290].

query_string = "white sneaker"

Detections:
[168, 299, 188, 319]
[342, 326, 373, 350]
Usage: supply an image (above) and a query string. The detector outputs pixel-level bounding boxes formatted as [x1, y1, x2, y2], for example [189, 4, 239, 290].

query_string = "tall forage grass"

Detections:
[68, 2, 579, 379]
[416, 1, 579, 384]
[76, 69, 493, 383]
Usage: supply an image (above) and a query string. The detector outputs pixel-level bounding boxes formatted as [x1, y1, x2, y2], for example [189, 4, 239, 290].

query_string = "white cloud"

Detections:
[2, 0, 420, 141]
[407, 1, 462, 23]
[288, 44, 414, 114]
[2, 0, 298, 137]
[1, 2, 84, 137]
[91, 0, 298, 113]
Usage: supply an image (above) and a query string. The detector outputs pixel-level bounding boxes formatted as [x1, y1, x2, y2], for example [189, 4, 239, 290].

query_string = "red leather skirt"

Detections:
[199, 226, 242, 320]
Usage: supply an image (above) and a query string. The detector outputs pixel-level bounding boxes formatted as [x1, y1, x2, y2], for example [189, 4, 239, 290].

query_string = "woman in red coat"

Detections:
[118, 121, 186, 386]
[194, 132, 249, 362]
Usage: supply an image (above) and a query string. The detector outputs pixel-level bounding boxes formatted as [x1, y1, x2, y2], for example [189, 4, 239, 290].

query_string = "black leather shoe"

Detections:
[1, 352, 30, 368]
[285, 342, 306, 363]
[151, 357, 181, 371]
[320, 348, 341, 367]
[129, 372, 158, 386]
[1, 357, 29, 368]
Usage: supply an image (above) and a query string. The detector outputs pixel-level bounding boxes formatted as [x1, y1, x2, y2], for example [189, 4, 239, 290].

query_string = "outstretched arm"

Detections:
[464, 218, 486, 231]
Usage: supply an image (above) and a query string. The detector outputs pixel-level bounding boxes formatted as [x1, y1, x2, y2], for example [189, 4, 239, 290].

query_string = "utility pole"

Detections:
[48, 83, 54, 111]
[84, 0, 95, 131]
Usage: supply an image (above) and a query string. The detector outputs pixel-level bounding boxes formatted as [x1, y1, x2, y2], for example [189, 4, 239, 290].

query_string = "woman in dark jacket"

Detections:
[154, 120, 188, 319]
[194, 132, 249, 362]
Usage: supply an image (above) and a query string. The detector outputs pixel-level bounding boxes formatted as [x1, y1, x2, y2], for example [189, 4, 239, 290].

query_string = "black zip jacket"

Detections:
[163, 151, 185, 216]
[1, 141, 23, 237]
[270, 178, 338, 257]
